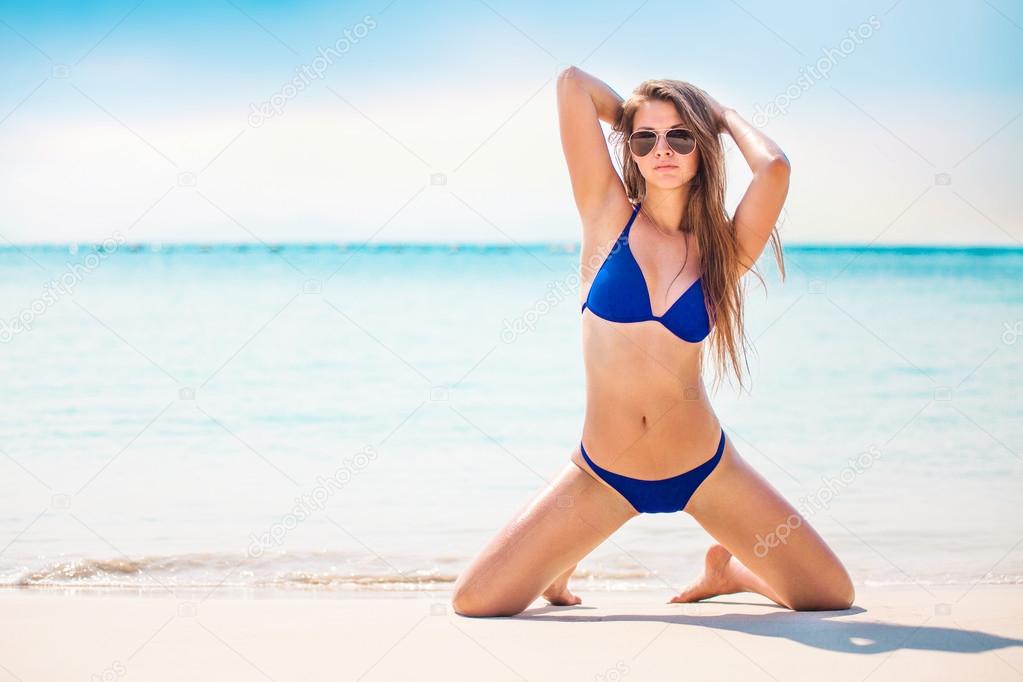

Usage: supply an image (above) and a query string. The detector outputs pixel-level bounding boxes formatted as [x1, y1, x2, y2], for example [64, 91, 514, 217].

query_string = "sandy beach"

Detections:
[1, 4, 1020, 682]
[2, 585, 1021, 681]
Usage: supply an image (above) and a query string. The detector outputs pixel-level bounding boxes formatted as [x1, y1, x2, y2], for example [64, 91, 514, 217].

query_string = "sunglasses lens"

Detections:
[666, 129, 696, 154]
[630, 131, 656, 156]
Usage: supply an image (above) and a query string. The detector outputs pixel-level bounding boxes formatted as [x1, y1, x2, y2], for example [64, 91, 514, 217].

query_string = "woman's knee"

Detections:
[786, 571, 855, 611]
[451, 571, 484, 615]
[451, 579, 528, 617]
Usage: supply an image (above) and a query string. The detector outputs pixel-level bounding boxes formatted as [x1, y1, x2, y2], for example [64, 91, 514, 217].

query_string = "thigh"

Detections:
[452, 458, 639, 616]
[684, 435, 853, 609]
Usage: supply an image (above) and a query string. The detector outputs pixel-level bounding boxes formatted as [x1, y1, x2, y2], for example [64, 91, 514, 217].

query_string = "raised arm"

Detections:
[556, 66, 627, 221]
[709, 98, 790, 273]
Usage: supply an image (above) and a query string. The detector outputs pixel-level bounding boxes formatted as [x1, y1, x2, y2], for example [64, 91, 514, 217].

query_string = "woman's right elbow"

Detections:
[557, 65, 581, 91]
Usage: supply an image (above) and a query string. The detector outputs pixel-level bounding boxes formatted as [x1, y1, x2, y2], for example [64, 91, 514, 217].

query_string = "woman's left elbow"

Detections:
[766, 154, 790, 174]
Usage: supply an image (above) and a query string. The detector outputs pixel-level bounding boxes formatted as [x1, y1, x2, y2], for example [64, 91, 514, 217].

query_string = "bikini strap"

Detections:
[624, 201, 641, 234]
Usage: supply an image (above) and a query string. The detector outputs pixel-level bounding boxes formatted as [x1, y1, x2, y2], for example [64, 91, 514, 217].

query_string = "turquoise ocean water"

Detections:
[1, 241, 1020, 595]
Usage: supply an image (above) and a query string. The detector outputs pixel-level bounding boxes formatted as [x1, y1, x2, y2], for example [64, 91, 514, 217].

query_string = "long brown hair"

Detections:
[609, 79, 786, 394]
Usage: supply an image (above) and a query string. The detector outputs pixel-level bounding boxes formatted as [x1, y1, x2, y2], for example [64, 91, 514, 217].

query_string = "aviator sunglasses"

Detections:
[628, 127, 696, 157]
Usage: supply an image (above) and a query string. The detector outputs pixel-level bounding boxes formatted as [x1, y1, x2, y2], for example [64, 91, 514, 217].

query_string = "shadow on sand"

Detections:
[518, 601, 1023, 655]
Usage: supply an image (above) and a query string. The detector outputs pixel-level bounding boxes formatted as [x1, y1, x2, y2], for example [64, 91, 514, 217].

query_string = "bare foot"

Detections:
[542, 575, 582, 606]
[668, 543, 738, 604]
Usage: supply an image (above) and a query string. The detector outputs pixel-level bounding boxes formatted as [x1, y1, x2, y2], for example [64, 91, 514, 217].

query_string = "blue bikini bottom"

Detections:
[580, 428, 726, 514]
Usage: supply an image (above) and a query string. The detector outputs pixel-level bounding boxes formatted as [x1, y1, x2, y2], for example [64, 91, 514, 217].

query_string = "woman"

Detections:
[451, 66, 854, 617]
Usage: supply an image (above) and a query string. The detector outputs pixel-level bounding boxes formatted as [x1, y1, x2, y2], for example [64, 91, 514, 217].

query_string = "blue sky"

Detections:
[1, 0, 1020, 245]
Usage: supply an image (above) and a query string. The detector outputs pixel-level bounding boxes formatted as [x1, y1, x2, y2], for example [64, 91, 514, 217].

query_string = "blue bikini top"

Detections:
[581, 201, 712, 343]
